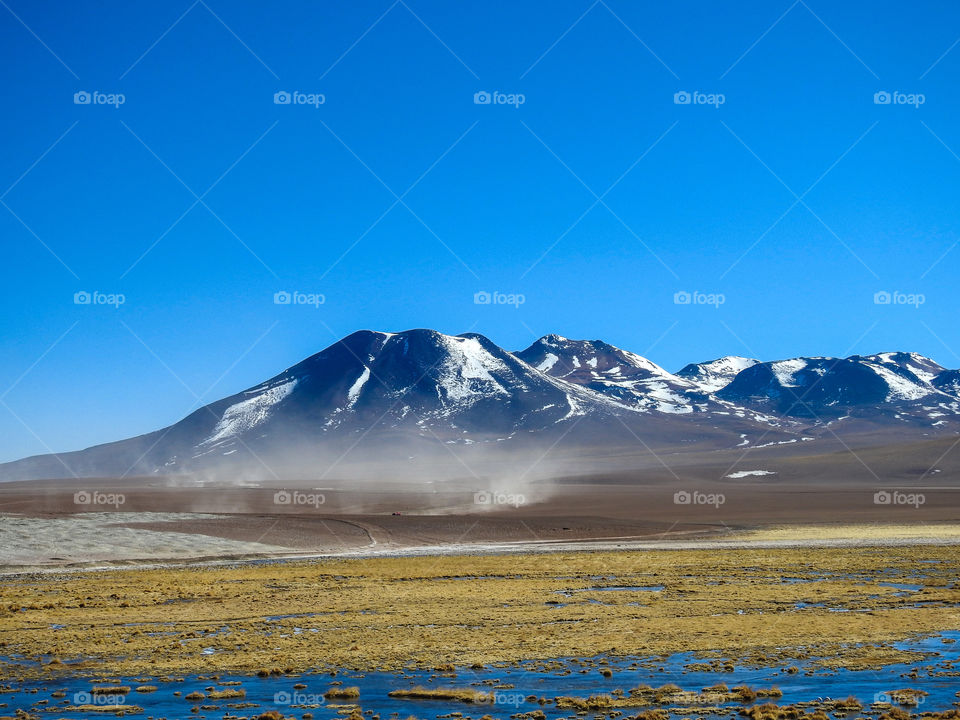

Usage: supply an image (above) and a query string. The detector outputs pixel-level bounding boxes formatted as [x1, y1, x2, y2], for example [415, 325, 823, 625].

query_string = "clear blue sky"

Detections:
[2, 0, 959, 461]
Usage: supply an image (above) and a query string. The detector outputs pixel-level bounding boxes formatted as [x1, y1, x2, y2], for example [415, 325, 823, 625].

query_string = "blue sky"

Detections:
[1, 0, 959, 461]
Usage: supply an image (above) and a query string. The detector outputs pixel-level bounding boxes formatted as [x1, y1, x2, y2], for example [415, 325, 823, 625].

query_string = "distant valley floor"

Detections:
[0, 471, 958, 568]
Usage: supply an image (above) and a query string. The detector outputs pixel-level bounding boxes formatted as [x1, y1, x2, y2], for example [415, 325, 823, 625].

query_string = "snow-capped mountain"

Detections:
[0, 330, 639, 481]
[676, 356, 760, 393]
[860, 351, 944, 380]
[933, 369, 960, 396]
[513, 335, 708, 414]
[2, 330, 959, 482]
[195, 329, 628, 449]
[717, 353, 960, 421]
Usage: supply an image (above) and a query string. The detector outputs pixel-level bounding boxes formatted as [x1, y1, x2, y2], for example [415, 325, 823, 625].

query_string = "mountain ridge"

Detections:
[2, 329, 958, 482]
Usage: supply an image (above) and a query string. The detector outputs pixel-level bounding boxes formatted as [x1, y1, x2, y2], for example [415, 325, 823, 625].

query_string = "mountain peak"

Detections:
[516, 337, 660, 377]
[856, 351, 944, 383]
[536, 333, 570, 345]
[676, 356, 759, 393]
[514, 336, 704, 414]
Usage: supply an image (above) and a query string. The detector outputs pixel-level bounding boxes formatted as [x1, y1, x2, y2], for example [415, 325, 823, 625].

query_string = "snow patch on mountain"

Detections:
[436, 335, 513, 402]
[644, 383, 694, 414]
[862, 362, 931, 401]
[677, 356, 759, 392]
[203, 378, 298, 445]
[865, 352, 943, 384]
[558, 391, 583, 421]
[347, 366, 371, 408]
[771, 359, 808, 388]
[536, 353, 559, 373]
